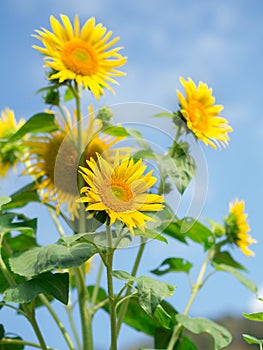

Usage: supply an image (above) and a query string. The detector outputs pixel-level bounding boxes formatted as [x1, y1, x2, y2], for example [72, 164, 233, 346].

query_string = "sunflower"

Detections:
[25, 106, 125, 217]
[0, 108, 25, 177]
[225, 199, 257, 256]
[33, 14, 127, 99]
[176, 77, 233, 149]
[78, 154, 164, 232]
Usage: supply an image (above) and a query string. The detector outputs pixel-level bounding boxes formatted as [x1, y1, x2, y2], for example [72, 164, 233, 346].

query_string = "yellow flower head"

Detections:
[226, 199, 257, 257]
[0, 108, 25, 177]
[176, 77, 233, 149]
[25, 106, 124, 217]
[33, 15, 127, 99]
[78, 154, 164, 232]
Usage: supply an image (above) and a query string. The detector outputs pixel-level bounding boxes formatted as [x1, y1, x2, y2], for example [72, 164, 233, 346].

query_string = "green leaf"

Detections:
[112, 270, 134, 281]
[0, 213, 37, 236]
[154, 327, 198, 350]
[176, 315, 232, 350]
[0, 336, 24, 349]
[3, 272, 69, 305]
[134, 228, 168, 244]
[213, 263, 257, 293]
[136, 276, 175, 316]
[103, 125, 130, 137]
[0, 324, 4, 340]
[243, 334, 263, 345]
[242, 312, 263, 322]
[153, 304, 172, 330]
[212, 251, 246, 271]
[9, 243, 96, 277]
[64, 87, 74, 102]
[10, 113, 58, 142]
[1, 181, 40, 210]
[0, 197, 11, 210]
[157, 146, 195, 195]
[125, 128, 152, 150]
[151, 257, 193, 276]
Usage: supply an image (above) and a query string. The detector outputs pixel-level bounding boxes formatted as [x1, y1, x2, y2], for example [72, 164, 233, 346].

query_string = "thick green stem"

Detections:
[38, 294, 75, 350]
[66, 303, 82, 350]
[75, 267, 94, 350]
[106, 226, 117, 350]
[116, 237, 147, 336]
[167, 246, 215, 350]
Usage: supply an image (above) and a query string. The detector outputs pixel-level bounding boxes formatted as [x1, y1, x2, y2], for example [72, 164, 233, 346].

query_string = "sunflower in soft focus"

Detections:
[33, 14, 127, 99]
[0, 108, 25, 177]
[78, 154, 164, 232]
[176, 77, 233, 149]
[225, 199, 257, 257]
[25, 106, 125, 217]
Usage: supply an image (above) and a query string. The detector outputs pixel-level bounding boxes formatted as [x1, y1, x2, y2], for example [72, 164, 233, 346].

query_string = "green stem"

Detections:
[0, 338, 53, 349]
[168, 124, 182, 158]
[66, 303, 82, 350]
[38, 294, 75, 350]
[48, 207, 66, 237]
[106, 225, 117, 350]
[27, 312, 48, 350]
[167, 246, 215, 350]
[75, 267, 94, 350]
[116, 237, 147, 336]
[90, 260, 104, 311]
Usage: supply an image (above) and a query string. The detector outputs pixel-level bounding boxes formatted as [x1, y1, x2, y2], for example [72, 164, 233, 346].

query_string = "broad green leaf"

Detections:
[213, 263, 257, 293]
[0, 213, 37, 236]
[243, 334, 263, 345]
[126, 128, 152, 150]
[242, 312, 263, 322]
[176, 315, 232, 350]
[134, 228, 167, 244]
[9, 243, 96, 277]
[154, 304, 172, 330]
[158, 222, 187, 244]
[154, 327, 198, 350]
[151, 257, 193, 276]
[136, 276, 175, 316]
[64, 87, 74, 102]
[103, 125, 130, 137]
[3, 273, 69, 305]
[0, 197, 11, 210]
[1, 181, 40, 210]
[157, 145, 195, 194]
[212, 251, 246, 271]
[10, 113, 58, 142]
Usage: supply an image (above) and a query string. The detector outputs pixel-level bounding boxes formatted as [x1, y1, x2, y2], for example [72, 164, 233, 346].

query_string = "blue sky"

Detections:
[1, 0, 263, 349]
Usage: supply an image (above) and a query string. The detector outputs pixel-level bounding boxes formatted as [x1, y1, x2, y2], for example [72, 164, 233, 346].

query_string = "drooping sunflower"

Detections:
[225, 199, 257, 256]
[0, 108, 25, 177]
[33, 14, 127, 99]
[176, 77, 233, 149]
[25, 106, 125, 217]
[78, 154, 164, 232]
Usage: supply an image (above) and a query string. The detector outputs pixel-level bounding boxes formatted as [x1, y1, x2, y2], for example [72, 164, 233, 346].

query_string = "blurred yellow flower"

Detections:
[33, 14, 127, 99]
[78, 154, 164, 232]
[0, 108, 25, 177]
[25, 106, 124, 217]
[177, 77, 233, 149]
[227, 199, 257, 257]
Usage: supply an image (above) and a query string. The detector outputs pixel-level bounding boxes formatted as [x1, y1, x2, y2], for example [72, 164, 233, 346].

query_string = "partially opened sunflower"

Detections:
[25, 106, 125, 217]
